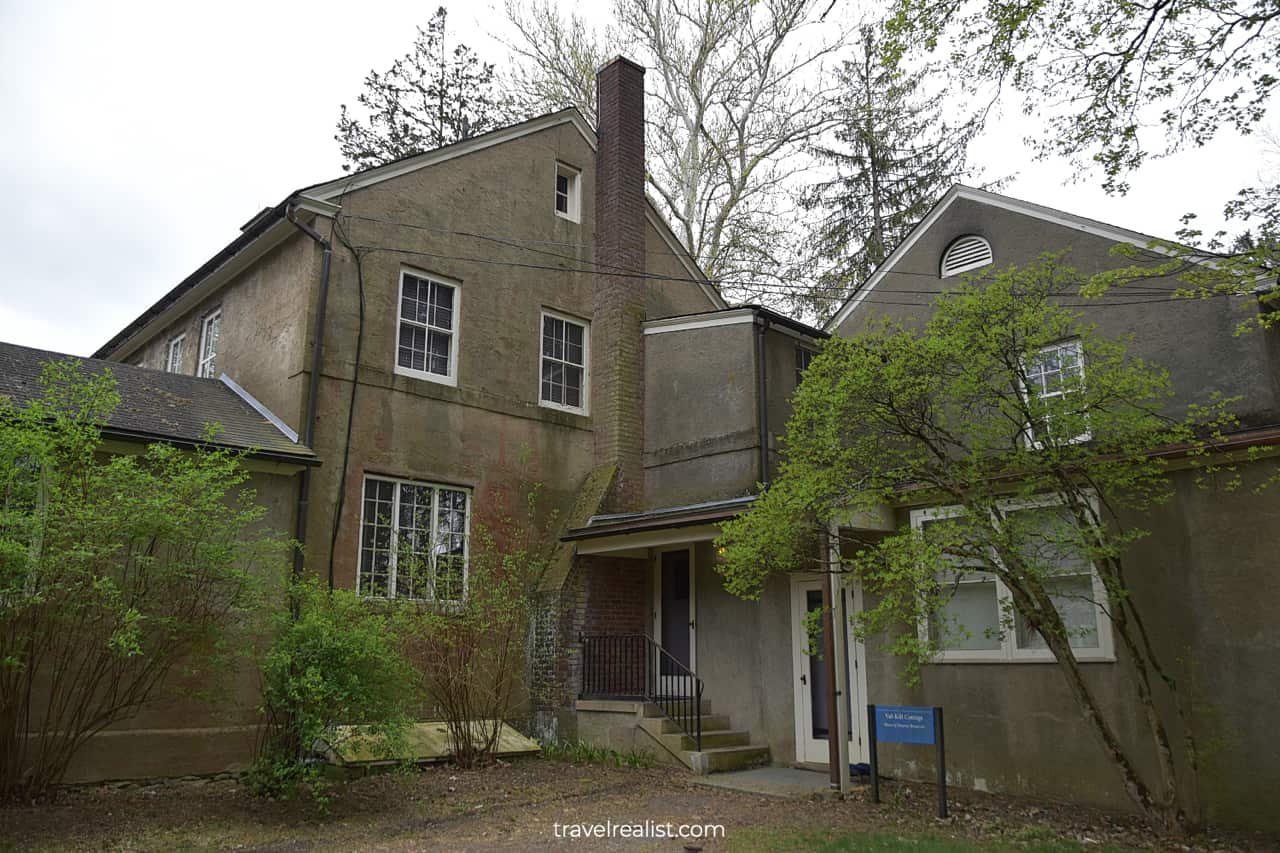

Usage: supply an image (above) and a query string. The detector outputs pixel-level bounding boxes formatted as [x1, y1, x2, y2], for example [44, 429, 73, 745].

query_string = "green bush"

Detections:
[247, 578, 415, 800]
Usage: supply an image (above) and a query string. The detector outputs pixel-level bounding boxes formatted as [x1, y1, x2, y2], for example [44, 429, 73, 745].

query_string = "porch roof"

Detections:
[561, 495, 756, 542]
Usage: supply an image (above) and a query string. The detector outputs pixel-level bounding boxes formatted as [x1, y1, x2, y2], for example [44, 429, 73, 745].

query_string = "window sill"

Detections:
[538, 399, 589, 417]
[554, 210, 580, 224]
[394, 365, 457, 387]
[928, 652, 1116, 665]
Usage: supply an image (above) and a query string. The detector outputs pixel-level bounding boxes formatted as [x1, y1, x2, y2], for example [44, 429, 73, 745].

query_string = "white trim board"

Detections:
[823, 185, 1191, 333]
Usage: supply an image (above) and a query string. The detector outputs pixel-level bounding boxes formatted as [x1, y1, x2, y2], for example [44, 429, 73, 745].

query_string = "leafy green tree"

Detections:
[881, 0, 1280, 322]
[336, 6, 520, 171]
[716, 257, 1254, 831]
[0, 361, 282, 800]
[798, 25, 981, 321]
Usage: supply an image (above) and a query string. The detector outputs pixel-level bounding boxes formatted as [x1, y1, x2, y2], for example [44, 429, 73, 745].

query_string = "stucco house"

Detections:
[559, 185, 1280, 832]
[76, 54, 1278, 831]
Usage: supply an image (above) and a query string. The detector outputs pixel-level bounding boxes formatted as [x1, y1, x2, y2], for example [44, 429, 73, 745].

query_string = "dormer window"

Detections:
[940, 235, 993, 278]
[554, 162, 581, 222]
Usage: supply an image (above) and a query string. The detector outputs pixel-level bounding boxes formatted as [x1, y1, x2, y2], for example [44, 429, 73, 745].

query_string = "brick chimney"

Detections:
[592, 57, 647, 512]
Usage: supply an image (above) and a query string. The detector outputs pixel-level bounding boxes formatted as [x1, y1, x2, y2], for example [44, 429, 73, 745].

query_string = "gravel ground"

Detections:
[0, 758, 1274, 852]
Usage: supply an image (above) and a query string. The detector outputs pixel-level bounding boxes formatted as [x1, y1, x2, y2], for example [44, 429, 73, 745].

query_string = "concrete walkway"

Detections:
[691, 766, 841, 799]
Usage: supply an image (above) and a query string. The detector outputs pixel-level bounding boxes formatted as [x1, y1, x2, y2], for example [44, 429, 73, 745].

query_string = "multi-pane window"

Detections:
[540, 311, 588, 412]
[166, 334, 186, 374]
[795, 346, 816, 386]
[554, 162, 580, 221]
[358, 475, 470, 602]
[1022, 339, 1088, 445]
[913, 498, 1112, 663]
[197, 310, 221, 378]
[396, 271, 457, 384]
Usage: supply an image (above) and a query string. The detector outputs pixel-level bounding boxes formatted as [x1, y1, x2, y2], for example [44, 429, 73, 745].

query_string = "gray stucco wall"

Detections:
[832, 196, 1280, 428]
[692, 542, 799, 764]
[861, 460, 1280, 831]
[59, 464, 299, 782]
[125, 231, 316, 434]
[643, 318, 821, 509]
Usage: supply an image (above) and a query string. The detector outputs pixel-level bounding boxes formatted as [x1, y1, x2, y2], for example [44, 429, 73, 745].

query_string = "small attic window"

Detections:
[940, 235, 993, 278]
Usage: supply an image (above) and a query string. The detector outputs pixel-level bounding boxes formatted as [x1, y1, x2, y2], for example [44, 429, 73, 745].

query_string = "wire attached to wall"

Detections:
[326, 187, 369, 593]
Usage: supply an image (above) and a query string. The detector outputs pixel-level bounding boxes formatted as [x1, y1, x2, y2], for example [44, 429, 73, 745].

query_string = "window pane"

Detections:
[429, 282, 453, 330]
[398, 324, 426, 372]
[360, 478, 396, 597]
[930, 574, 1003, 651]
[427, 330, 451, 375]
[435, 489, 468, 601]
[1016, 574, 1100, 649]
[1009, 506, 1092, 576]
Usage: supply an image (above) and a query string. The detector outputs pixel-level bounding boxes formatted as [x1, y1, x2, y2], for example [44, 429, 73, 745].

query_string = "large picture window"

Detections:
[539, 310, 588, 413]
[358, 475, 469, 602]
[396, 270, 458, 385]
[912, 497, 1113, 663]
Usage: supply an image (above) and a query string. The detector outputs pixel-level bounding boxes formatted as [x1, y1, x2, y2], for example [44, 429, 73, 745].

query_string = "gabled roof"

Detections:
[0, 341, 317, 465]
[823, 185, 1185, 332]
[96, 108, 723, 359]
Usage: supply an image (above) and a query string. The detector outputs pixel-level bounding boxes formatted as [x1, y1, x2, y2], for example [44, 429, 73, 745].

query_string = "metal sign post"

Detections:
[867, 704, 947, 819]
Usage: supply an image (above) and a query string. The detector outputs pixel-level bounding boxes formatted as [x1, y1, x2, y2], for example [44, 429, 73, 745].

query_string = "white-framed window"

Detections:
[539, 309, 589, 413]
[795, 346, 816, 387]
[357, 474, 470, 602]
[395, 269, 459, 386]
[165, 334, 186, 374]
[912, 495, 1114, 664]
[940, 235, 993, 277]
[1021, 339, 1089, 446]
[554, 162, 581, 222]
[197, 310, 221, 378]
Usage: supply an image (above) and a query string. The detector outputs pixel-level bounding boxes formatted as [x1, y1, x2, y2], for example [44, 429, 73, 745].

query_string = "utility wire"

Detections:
[339, 212, 1214, 301]
[347, 241, 1228, 310]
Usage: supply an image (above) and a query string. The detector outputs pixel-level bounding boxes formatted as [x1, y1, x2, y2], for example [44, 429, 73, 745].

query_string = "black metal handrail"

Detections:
[579, 632, 703, 751]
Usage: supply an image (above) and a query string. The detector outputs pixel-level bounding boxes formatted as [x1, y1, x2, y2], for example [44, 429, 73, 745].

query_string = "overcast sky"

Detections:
[1, 1, 1270, 357]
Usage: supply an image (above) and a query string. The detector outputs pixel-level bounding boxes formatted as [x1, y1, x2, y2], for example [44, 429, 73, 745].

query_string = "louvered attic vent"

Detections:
[940, 235, 993, 277]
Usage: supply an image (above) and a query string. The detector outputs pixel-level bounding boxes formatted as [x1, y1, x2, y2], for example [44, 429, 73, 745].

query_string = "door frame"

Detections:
[790, 572, 869, 765]
[652, 544, 697, 680]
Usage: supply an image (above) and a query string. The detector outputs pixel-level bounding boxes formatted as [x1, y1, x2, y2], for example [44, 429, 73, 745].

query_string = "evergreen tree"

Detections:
[799, 27, 980, 320]
[336, 7, 520, 172]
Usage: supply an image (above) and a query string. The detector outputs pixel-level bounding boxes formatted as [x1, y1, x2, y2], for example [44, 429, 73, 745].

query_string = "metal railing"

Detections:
[579, 632, 703, 751]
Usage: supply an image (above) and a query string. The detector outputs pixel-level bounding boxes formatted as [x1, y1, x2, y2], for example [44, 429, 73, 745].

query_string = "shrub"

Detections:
[0, 361, 279, 800]
[398, 477, 559, 769]
[247, 578, 415, 800]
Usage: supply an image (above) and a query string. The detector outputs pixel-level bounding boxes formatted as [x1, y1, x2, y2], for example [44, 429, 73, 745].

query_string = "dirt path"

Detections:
[0, 759, 1271, 852]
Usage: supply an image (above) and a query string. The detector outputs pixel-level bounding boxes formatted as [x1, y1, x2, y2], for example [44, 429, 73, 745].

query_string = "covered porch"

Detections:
[561, 498, 898, 777]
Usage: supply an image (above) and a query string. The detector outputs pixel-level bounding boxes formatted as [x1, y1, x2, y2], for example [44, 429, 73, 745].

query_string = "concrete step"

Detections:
[638, 713, 732, 736]
[656, 729, 751, 752]
[640, 699, 712, 718]
[684, 744, 772, 775]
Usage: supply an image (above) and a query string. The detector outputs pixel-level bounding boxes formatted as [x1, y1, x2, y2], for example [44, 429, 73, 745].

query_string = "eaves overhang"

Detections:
[94, 194, 338, 361]
[561, 495, 756, 542]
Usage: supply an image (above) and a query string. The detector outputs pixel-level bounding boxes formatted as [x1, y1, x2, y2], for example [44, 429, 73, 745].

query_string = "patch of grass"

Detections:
[539, 739, 656, 769]
[727, 829, 1146, 853]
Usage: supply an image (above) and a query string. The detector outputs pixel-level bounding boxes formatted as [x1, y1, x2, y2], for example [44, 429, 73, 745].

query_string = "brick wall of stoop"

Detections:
[526, 554, 648, 741]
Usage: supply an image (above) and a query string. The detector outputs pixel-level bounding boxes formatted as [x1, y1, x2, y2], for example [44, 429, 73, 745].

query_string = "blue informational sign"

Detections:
[873, 705, 936, 745]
